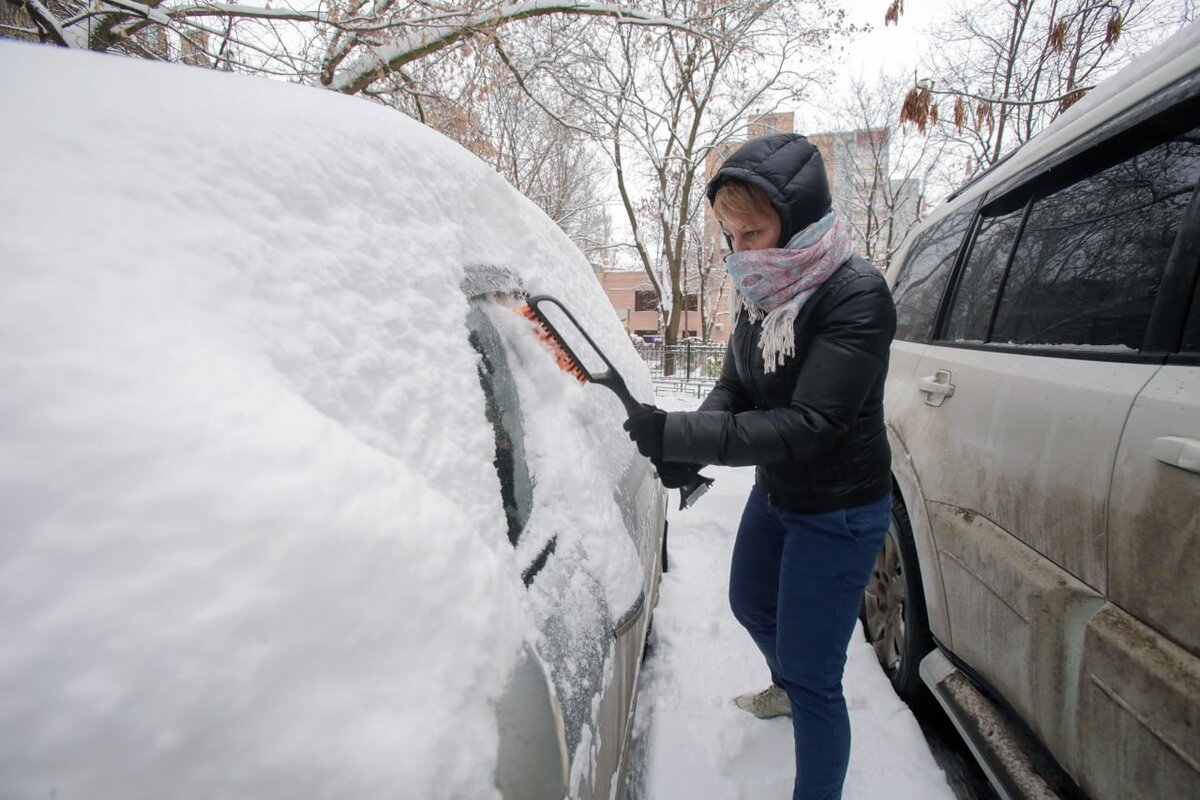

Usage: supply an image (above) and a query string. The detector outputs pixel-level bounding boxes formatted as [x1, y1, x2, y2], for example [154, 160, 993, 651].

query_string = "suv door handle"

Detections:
[1152, 436, 1200, 475]
[918, 370, 955, 407]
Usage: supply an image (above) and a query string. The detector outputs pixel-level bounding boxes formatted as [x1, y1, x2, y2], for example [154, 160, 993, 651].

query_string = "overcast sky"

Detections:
[837, 0, 945, 84]
[793, 0, 948, 134]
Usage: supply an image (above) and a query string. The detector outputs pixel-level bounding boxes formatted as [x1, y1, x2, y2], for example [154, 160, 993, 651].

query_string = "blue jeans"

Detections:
[728, 486, 890, 800]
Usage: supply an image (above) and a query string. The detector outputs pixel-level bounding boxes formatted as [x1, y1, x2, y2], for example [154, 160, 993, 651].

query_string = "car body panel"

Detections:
[884, 339, 953, 647]
[495, 644, 570, 800]
[905, 347, 1157, 593]
[1077, 604, 1200, 798]
[928, 500, 1103, 770]
[1108, 365, 1200, 656]
[573, 461, 666, 800]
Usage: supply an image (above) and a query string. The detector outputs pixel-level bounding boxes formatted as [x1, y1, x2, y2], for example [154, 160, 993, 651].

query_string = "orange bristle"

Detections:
[519, 305, 589, 384]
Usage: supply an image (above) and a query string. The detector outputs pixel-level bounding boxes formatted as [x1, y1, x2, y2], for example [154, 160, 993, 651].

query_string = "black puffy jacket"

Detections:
[662, 134, 896, 514]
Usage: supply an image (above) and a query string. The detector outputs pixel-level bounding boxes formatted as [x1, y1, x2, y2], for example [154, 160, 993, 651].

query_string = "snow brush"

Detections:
[520, 294, 714, 510]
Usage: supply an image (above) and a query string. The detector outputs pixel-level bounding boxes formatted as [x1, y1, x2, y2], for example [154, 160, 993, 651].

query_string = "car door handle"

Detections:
[1152, 436, 1200, 475]
[918, 370, 955, 407]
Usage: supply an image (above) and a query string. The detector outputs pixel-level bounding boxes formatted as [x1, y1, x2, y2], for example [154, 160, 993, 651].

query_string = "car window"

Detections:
[942, 206, 1026, 343]
[990, 128, 1200, 350]
[892, 205, 976, 342]
[1184, 289, 1200, 355]
[467, 303, 534, 547]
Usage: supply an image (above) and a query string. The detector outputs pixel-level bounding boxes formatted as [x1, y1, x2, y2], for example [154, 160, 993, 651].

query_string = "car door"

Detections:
[463, 281, 665, 800]
[907, 122, 1200, 775]
[1077, 260, 1200, 798]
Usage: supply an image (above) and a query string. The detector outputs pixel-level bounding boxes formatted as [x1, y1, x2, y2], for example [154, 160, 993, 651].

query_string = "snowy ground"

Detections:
[625, 392, 956, 800]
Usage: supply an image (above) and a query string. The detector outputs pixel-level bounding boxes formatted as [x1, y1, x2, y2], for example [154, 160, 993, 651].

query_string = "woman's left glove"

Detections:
[623, 402, 666, 461]
[653, 459, 702, 489]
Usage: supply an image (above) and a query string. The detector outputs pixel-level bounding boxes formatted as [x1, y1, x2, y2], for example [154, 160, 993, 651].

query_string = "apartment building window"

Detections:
[634, 290, 659, 311]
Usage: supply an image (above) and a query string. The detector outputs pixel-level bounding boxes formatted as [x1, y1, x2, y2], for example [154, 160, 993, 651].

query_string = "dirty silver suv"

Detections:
[863, 23, 1200, 800]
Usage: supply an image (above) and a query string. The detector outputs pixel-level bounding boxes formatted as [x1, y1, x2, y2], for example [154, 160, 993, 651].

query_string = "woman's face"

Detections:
[719, 208, 782, 253]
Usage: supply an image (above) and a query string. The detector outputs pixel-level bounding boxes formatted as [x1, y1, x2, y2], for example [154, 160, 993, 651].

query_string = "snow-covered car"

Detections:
[864, 21, 1200, 800]
[0, 42, 667, 800]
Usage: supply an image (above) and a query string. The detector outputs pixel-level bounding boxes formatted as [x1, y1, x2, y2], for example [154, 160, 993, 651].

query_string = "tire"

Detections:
[860, 490, 933, 702]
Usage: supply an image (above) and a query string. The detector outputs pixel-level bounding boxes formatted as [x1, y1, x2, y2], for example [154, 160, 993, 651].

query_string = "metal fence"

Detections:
[633, 339, 727, 396]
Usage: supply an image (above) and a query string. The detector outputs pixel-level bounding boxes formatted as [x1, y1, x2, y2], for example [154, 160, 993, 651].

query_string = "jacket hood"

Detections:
[706, 133, 832, 248]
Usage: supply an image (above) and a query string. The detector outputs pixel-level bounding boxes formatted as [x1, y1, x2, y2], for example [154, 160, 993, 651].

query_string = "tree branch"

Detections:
[21, 0, 70, 45]
[0, 22, 40, 36]
[330, 2, 698, 94]
[918, 83, 1097, 108]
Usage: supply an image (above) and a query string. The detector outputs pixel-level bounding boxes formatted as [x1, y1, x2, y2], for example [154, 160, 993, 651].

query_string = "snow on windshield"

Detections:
[0, 41, 650, 798]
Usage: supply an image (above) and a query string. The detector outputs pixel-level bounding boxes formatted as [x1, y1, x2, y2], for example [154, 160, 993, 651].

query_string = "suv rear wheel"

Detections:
[860, 493, 932, 701]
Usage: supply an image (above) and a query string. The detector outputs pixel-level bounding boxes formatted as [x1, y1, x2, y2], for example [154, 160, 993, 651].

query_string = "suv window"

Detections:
[892, 206, 975, 342]
[989, 130, 1200, 349]
[1184, 289, 1200, 355]
[943, 206, 1026, 342]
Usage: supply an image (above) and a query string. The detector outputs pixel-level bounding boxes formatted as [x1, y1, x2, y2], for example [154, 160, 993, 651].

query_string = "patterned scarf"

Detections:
[726, 210, 855, 373]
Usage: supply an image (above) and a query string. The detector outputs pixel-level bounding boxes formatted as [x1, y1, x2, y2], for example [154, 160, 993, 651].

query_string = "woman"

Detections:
[624, 133, 896, 800]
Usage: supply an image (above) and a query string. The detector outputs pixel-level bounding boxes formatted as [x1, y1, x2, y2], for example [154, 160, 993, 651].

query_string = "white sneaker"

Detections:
[733, 684, 792, 719]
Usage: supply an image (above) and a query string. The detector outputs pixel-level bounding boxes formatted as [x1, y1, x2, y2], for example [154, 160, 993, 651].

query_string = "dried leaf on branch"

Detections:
[900, 85, 933, 132]
[1105, 13, 1123, 47]
[975, 100, 993, 133]
[1049, 19, 1069, 53]
[884, 0, 903, 28]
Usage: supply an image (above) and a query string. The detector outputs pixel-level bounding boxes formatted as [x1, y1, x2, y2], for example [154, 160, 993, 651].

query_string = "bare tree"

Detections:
[369, 45, 617, 268]
[1, 0, 39, 42]
[826, 71, 947, 271]
[686, 210, 731, 340]
[496, 0, 851, 345]
[2, 0, 697, 97]
[474, 79, 616, 268]
[900, 0, 1187, 171]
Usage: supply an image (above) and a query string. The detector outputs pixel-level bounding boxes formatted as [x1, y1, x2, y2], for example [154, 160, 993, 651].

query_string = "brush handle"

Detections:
[524, 295, 713, 507]
[594, 371, 642, 418]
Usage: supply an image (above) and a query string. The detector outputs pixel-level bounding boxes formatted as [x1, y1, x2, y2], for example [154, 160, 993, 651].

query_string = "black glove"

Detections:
[622, 402, 666, 461]
[653, 459, 702, 489]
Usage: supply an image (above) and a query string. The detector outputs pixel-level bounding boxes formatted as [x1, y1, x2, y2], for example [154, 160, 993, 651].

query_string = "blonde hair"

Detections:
[713, 181, 776, 228]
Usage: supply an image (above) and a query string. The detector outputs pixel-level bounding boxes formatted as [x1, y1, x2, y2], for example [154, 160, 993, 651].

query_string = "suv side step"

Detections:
[920, 650, 1067, 800]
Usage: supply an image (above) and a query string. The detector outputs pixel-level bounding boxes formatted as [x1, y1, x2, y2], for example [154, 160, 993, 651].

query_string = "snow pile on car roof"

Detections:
[0, 41, 646, 798]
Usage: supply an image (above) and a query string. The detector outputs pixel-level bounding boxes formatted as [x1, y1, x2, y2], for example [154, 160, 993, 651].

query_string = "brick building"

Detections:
[596, 271, 709, 342]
